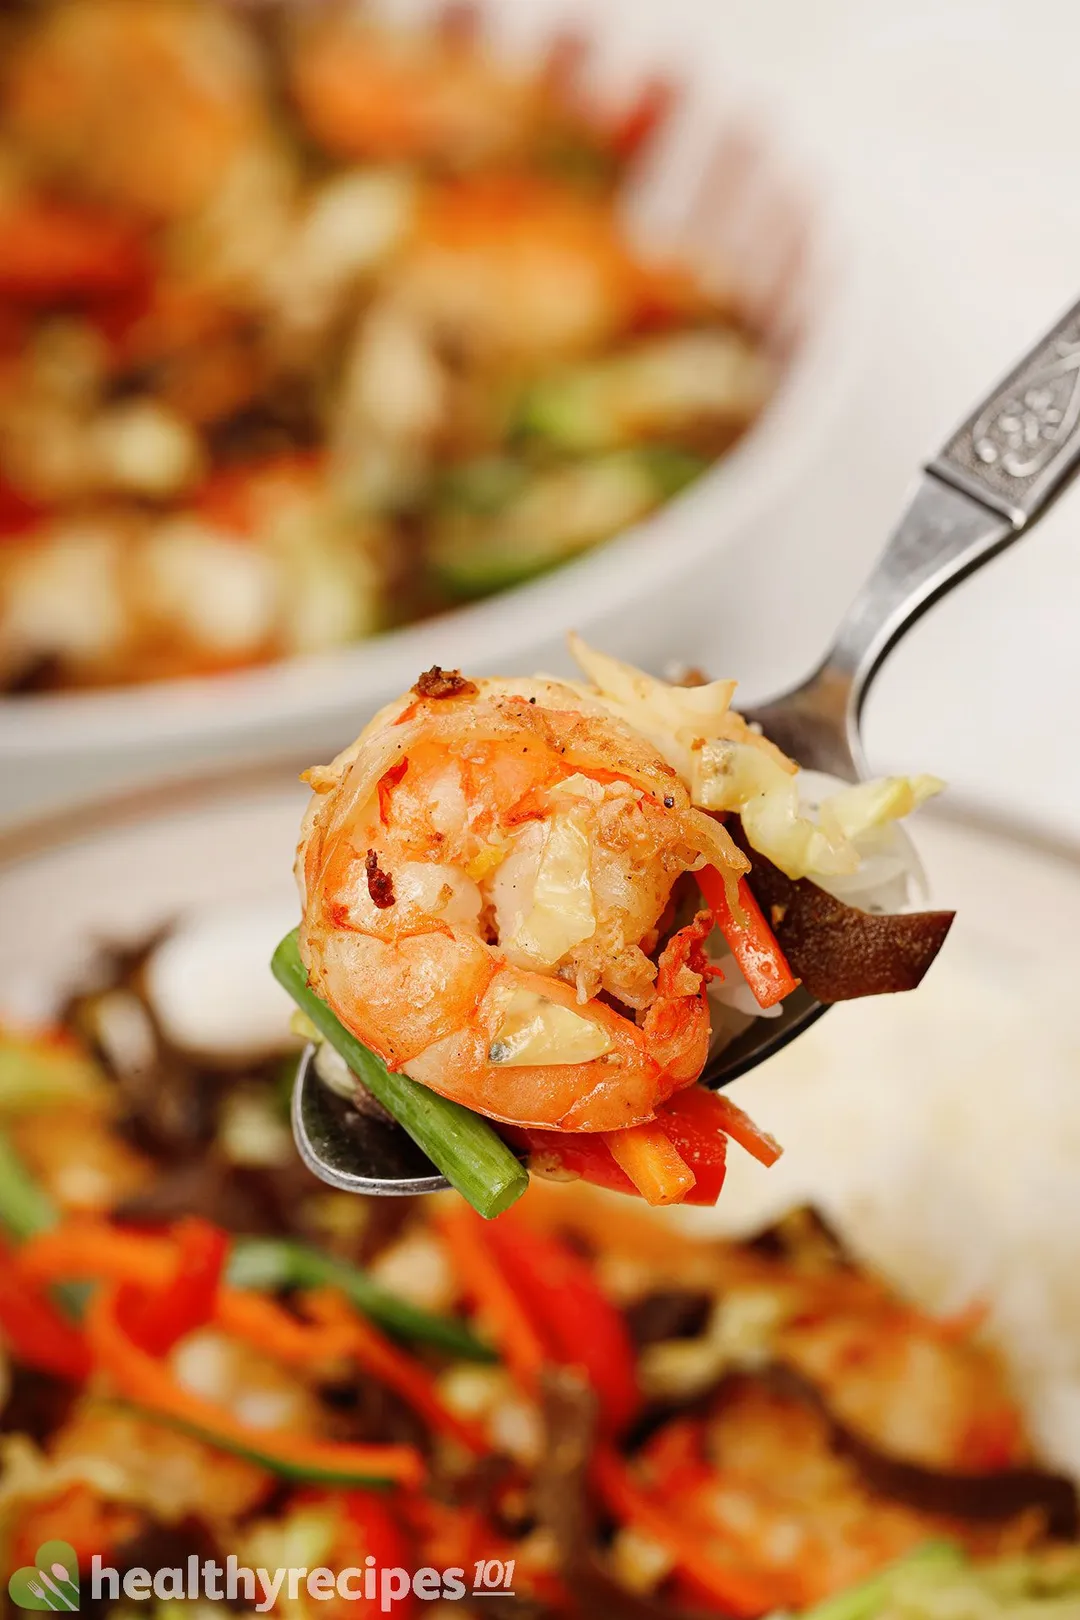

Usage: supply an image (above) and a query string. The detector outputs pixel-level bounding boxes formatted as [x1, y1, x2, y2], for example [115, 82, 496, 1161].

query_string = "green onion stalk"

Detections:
[228, 1237, 493, 1361]
[788, 1542, 966, 1620]
[272, 929, 528, 1221]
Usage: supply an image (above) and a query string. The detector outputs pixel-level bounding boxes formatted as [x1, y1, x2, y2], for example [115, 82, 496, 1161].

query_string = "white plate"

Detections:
[0, 0, 868, 828]
[0, 776, 1078, 1469]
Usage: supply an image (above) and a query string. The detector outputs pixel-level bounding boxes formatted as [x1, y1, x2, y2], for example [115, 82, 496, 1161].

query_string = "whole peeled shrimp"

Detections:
[296, 671, 747, 1133]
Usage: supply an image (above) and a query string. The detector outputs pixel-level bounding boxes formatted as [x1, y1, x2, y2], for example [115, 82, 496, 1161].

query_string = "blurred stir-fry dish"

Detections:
[0, 0, 773, 694]
[1, 958, 1079, 1617]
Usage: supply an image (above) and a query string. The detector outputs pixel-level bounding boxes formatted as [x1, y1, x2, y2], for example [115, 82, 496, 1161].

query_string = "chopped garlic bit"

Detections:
[638, 1333, 727, 1402]
[312, 1038, 361, 1101]
[488, 1393, 543, 1466]
[90, 399, 204, 497]
[219, 1087, 293, 1167]
[515, 1527, 559, 1575]
[609, 1525, 676, 1594]
[369, 1229, 456, 1314]
[550, 771, 606, 803]
[465, 838, 508, 883]
[140, 517, 278, 656]
[595, 1251, 663, 1304]
[437, 1364, 508, 1422]
[638, 1287, 790, 1401]
[290, 1009, 321, 1043]
[170, 1329, 311, 1432]
[488, 987, 612, 1067]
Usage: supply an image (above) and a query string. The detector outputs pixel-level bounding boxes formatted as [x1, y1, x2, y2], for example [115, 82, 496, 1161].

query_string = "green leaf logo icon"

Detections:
[8, 1541, 80, 1611]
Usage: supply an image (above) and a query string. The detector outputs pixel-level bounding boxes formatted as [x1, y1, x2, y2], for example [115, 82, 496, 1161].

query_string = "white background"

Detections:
[677, 0, 1080, 839]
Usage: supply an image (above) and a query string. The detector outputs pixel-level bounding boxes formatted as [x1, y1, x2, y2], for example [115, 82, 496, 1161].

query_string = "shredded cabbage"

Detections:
[568, 635, 943, 882]
[489, 988, 613, 1067]
[508, 807, 596, 967]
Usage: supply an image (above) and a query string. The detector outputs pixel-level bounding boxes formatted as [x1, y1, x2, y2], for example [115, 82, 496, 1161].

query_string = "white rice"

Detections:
[680, 815, 1080, 1481]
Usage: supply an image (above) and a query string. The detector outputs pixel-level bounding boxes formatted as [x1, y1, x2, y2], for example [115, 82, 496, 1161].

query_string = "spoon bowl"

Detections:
[293, 293, 1080, 1196]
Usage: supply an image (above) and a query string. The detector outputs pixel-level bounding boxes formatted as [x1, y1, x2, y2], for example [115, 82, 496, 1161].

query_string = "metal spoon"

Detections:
[294, 293, 1080, 1196]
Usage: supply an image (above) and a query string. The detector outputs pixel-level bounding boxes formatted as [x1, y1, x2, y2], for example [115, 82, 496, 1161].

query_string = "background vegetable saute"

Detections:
[0, 983, 1077, 1618]
[0, 0, 772, 694]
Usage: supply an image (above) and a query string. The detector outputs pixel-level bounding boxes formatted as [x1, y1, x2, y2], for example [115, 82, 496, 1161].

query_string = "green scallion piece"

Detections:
[0, 1123, 59, 1242]
[228, 1236, 494, 1361]
[271, 930, 528, 1221]
[793, 1541, 966, 1620]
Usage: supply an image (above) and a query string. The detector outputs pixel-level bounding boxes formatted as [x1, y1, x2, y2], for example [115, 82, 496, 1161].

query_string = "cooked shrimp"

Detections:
[394, 176, 644, 362]
[778, 1301, 1027, 1473]
[3, 0, 269, 223]
[689, 1382, 1027, 1607]
[9, 1106, 151, 1214]
[288, 16, 540, 169]
[48, 1400, 275, 1523]
[296, 673, 746, 1132]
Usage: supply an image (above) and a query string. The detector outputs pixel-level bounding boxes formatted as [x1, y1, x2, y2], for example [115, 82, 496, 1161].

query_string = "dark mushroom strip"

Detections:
[65, 936, 221, 1157]
[753, 1366, 1079, 1538]
[113, 1156, 313, 1236]
[0, 1364, 78, 1447]
[743, 1205, 858, 1272]
[624, 1289, 713, 1350]
[736, 832, 955, 1002]
[538, 1369, 714, 1620]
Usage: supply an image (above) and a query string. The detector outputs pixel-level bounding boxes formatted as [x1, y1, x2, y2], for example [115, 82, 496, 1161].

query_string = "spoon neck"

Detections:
[817, 472, 1013, 740]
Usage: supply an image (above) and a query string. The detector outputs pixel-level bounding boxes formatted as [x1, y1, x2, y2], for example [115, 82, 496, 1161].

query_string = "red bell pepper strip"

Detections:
[120, 1217, 229, 1357]
[436, 1208, 547, 1392]
[286, 1489, 417, 1618]
[0, 1238, 91, 1382]
[18, 1221, 368, 1366]
[343, 1491, 417, 1617]
[486, 1212, 640, 1439]
[592, 1444, 781, 1617]
[505, 1083, 733, 1206]
[0, 480, 46, 542]
[442, 1207, 639, 1439]
[697, 865, 800, 1010]
[0, 200, 147, 303]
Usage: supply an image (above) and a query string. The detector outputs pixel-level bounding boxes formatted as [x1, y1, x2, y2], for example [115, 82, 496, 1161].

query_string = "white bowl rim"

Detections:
[0, 96, 875, 758]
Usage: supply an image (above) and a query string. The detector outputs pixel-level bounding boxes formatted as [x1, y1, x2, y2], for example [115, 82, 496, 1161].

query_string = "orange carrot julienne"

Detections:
[85, 1283, 424, 1487]
[302, 1289, 488, 1456]
[707, 1092, 783, 1168]
[215, 1288, 356, 1367]
[604, 1124, 697, 1206]
[697, 865, 800, 1010]
[19, 1221, 358, 1367]
[17, 1222, 175, 1288]
[436, 1208, 546, 1391]
[592, 1444, 780, 1617]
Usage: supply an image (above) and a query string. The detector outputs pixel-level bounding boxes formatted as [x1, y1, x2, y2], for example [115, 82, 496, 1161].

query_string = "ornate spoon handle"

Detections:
[930, 296, 1080, 526]
[758, 294, 1080, 776]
